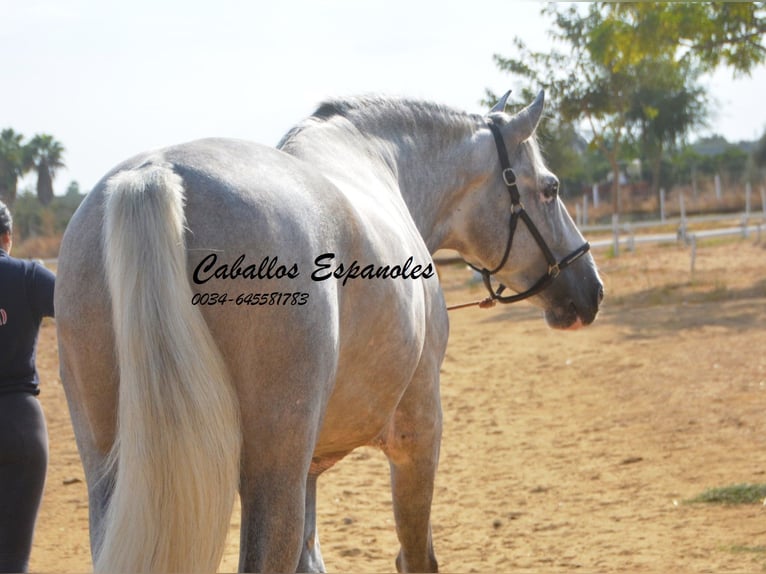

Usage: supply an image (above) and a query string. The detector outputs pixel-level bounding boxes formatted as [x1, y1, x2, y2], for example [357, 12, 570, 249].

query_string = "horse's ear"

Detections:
[489, 90, 512, 114]
[505, 90, 545, 142]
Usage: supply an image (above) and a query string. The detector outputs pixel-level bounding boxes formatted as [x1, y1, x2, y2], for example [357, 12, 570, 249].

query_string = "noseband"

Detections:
[456, 119, 590, 309]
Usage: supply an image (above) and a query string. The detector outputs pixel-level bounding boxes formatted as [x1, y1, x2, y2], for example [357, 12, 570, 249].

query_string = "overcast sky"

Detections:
[3, 0, 765, 195]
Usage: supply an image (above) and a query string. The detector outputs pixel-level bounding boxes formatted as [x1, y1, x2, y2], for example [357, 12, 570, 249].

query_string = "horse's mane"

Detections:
[277, 95, 484, 151]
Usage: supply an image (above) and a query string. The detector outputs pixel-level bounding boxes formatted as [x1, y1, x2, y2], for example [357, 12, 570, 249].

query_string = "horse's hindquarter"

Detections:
[173, 139, 446, 458]
[57, 136, 447, 479]
[55, 180, 121, 459]
[57, 139, 345, 460]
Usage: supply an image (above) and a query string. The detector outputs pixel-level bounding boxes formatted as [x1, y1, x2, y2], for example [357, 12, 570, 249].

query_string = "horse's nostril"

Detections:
[597, 284, 605, 306]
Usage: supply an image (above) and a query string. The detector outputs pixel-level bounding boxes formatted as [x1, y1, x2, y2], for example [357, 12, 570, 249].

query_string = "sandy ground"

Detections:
[30, 237, 766, 573]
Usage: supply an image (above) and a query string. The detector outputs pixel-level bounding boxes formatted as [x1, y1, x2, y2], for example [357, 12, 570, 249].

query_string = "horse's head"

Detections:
[456, 90, 603, 329]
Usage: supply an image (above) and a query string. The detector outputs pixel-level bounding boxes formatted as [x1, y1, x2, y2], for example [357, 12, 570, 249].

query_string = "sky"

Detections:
[3, 0, 766, 196]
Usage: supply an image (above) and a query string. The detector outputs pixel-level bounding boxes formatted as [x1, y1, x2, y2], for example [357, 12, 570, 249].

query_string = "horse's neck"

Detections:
[391, 129, 493, 252]
[288, 118, 492, 253]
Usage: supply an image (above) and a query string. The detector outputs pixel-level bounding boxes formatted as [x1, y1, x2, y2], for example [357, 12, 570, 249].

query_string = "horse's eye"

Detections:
[543, 178, 559, 199]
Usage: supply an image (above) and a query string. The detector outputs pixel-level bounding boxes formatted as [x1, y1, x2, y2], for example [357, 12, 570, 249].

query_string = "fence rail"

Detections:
[586, 211, 765, 255]
[576, 180, 766, 256]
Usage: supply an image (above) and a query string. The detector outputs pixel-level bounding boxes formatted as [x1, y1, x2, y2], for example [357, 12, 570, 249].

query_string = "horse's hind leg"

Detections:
[236, 377, 327, 572]
[81, 449, 114, 559]
[238, 472, 329, 573]
[297, 473, 326, 572]
[57, 320, 119, 562]
[381, 362, 443, 573]
[238, 441, 314, 573]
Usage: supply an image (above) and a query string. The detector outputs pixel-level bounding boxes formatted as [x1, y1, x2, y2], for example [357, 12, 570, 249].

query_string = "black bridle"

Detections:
[463, 118, 591, 306]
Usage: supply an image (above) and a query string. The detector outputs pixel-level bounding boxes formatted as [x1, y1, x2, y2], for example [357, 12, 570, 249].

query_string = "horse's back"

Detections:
[56, 139, 344, 449]
[58, 137, 348, 312]
[56, 137, 440, 455]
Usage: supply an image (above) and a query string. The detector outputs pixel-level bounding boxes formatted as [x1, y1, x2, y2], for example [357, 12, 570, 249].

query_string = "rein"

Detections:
[446, 119, 590, 312]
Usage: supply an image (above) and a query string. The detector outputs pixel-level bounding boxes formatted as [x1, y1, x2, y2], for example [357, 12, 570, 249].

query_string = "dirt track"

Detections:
[31, 238, 766, 572]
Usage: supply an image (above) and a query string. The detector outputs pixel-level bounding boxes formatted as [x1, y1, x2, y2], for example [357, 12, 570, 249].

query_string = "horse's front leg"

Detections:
[381, 363, 443, 573]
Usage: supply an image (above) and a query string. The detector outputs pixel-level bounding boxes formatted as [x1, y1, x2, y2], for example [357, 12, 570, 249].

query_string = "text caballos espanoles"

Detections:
[192, 253, 435, 287]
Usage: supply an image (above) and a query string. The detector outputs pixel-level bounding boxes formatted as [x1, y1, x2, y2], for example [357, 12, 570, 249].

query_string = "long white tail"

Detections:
[98, 163, 241, 573]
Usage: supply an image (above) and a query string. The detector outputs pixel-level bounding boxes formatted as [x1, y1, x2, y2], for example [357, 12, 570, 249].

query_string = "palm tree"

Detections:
[27, 134, 65, 206]
[0, 128, 30, 206]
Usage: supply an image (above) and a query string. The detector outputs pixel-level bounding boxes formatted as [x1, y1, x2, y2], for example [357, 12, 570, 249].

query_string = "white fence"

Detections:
[578, 181, 766, 257]
[584, 211, 766, 256]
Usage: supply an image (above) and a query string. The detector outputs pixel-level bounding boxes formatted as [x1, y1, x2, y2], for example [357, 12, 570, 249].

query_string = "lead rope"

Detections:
[446, 296, 496, 311]
[446, 276, 507, 311]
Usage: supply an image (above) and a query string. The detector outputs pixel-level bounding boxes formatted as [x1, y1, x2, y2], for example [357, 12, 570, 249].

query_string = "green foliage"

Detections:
[489, 3, 766, 212]
[755, 130, 766, 168]
[0, 129, 29, 205]
[0, 129, 65, 207]
[11, 185, 84, 240]
[26, 134, 66, 206]
[685, 136, 751, 182]
[686, 483, 766, 505]
[495, 4, 673, 212]
[602, 2, 766, 76]
[625, 57, 707, 197]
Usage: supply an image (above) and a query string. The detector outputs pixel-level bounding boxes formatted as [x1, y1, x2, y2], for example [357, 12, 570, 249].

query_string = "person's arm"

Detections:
[29, 262, 56, 318]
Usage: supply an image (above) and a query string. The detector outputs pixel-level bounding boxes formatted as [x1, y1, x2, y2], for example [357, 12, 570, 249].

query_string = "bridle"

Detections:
[447, 118, 590, 311]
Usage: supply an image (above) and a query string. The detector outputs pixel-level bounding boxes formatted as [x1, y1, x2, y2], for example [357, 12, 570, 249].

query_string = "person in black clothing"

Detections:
[0, 200, 55, 572]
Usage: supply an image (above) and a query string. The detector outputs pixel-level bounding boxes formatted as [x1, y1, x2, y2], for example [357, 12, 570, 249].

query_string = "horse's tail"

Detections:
[97, 162, 241, 573]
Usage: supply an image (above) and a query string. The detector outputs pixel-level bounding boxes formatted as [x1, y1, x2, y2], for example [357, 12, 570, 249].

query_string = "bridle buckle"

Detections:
[502, 168, 516, 187]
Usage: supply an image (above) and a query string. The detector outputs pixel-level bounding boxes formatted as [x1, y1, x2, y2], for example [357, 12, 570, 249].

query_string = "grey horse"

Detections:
[54, 90, 602, 573]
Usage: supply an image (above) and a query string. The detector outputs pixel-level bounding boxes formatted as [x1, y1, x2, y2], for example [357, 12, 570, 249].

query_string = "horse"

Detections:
[54, 90, 603, 573]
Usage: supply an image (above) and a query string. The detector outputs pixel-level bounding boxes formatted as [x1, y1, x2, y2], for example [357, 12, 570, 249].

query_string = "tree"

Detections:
[603, 2, 766, 76]
[755, 129, 766, 169]
[0, 128, 30, 206]
[494, 4, 647, 213]
[596, 2, 765, 194]
[626, 58, 708, 200]
[491, 2, 766, 214]
[27, 134, 65, 206]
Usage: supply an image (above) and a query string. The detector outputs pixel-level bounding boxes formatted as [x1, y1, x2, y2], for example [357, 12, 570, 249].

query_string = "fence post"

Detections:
[660, 188, 666, 222]
[576, 203, 582, 227]
[714, 174, 722, 201]
[746, 182, 752, 216]
[690, 234, 697, 278]
[593, 183, 600, 208]
[612, 213, 620, 257]
[760, 185, 765, 217]
[692, 165, 698, 198]
[678, 192, 687, 243]
[583, 194, 589, 226]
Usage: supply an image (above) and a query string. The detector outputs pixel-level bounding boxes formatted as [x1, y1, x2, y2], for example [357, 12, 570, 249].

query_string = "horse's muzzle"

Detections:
[543, 275, 604, 330]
